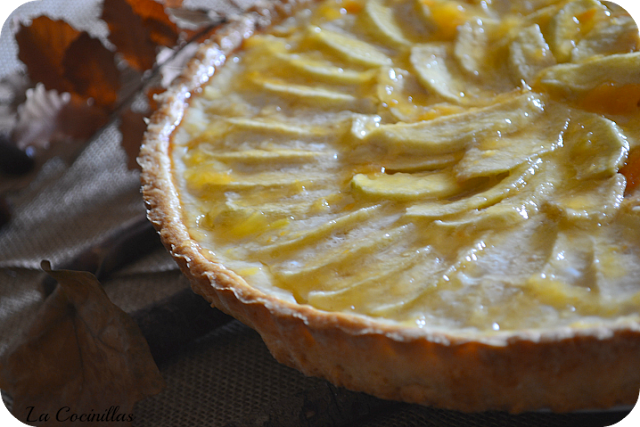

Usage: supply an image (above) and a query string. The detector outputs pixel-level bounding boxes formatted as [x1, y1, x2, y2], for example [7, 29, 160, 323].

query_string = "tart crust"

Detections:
[139, 0, 640, 413]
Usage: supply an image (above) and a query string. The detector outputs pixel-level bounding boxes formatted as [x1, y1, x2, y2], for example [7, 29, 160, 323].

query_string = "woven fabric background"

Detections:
[0, 1, 635, 426]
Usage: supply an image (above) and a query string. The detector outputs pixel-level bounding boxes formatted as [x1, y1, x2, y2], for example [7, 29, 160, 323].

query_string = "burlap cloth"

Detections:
[0, 1, 634, 426]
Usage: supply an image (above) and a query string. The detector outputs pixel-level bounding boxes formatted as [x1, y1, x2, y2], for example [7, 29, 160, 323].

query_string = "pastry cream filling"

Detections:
[172, 0, 640, 332]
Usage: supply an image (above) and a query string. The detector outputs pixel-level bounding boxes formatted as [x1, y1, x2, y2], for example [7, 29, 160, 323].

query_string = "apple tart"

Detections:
[140, 0, 640, 412]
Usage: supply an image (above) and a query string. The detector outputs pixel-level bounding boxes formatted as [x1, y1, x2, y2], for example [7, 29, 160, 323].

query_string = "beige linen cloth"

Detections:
[0, 1, 633, 425]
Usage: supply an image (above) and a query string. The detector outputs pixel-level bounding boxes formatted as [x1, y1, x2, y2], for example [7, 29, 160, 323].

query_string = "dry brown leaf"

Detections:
[102, 0, 179, 72]
[102, 0, 157, 71]
[14, 16, 79, 95]
[62, 32, 121, 108]
[15, 17, 121, 109]
[0, 261, 165, 426]
[129, 0, 180, 47]
[120, 109, 149, 171]
[56, 97, 111, 142]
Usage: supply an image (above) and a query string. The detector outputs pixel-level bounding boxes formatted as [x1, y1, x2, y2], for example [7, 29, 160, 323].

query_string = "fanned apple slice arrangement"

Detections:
[172, 0, 640, 332]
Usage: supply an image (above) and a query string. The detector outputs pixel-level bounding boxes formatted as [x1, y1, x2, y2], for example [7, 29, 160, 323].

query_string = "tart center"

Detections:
[172, 0, 640, 333]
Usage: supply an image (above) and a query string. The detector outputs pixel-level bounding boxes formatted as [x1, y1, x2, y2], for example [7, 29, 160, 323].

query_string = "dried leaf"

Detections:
[0, 261, 165, 426]
[56, 98, 111, 142]
[14, 16, 78, 95]
[102, 0, 179, 71]
[62, 32, 121, 107]
[129, 0, 180, 47]
[15, 16, 121, 108]
[102, 0, 157, 71]
[120, 109, 149, 171]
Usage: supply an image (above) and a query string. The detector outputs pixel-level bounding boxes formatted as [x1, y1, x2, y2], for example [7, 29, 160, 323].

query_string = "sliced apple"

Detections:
[274, 224, 415, 294]
[548, 0, 608, 63]
[538, 52, 640, 96]
[308, 248, 439, 315]
[352, 170, 463, 201]
[309, 26, 393, 67]
[546, 174, 626, 225]
[454, 20, 489, 77]
[208, 149, 333, 164]
[275, 53, 376, 84]
[252, 204, 383, 258]
[565, 112, 629, 179]
[411, 43, 465, 102]
[254, 78, 358, 107]
[406, 160, 541, 218]
[351, 92, 546, 154]
[186, 170, 326, 192]
[225, 117, 334, 137]
[362, 0, 411, 47]
[382, 153, 460, 172]
[572, 15, 639, 62]
[509, 24, 556, 84]
[455, 107, 569, 180]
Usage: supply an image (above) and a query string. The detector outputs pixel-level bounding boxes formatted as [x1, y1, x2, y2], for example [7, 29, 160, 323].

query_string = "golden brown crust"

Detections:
[139, 0, 640, 413]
